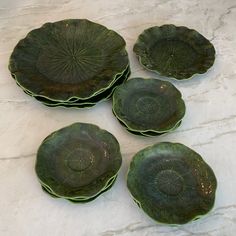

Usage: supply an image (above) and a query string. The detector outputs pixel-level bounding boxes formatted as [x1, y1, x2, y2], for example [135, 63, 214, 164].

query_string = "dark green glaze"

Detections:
[16, 64, 130, 102]
[133, 25, 215, 80]
[113, 78, 185, 133]
[9, 19, 129, 101]
[35, 123, 122, 199]
[127, 142, 217, 224]
[34, 66, 130, 107]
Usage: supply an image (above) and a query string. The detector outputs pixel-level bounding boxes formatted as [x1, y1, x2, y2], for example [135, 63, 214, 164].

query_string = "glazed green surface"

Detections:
[9, 19, 129, 101]
[127, 142, 217, 224]
[113, 78, 185, 133]
[36, 123, 122, 199]
[35, 66, 130, 107]
[133, 24, 215, 80]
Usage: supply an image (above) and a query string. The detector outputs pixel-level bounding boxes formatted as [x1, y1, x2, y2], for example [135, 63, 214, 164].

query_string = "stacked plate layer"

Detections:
[112, 78, 185, 137]
[9, 19, 130, 108]
[35, 123, 122, 203]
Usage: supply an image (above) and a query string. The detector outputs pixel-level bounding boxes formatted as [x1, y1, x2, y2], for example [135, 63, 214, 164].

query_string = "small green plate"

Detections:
[113, 78, 185, 133]
[133, 25, 215, 80]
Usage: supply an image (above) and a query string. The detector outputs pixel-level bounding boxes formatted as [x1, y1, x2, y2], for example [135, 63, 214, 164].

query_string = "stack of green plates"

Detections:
[9, 19, 130, 108]
[35, 123, 122, 203]
[112, 78, 185, 137]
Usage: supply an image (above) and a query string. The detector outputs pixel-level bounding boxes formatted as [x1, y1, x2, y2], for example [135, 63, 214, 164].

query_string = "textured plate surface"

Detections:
[34, 65, 131, 107]
[35, 123, 122, 198]
[9, 19, 129, 101]
[133, 24, 215, 80]
[113, 78, 185, 133]
[127, 142, 217, 224]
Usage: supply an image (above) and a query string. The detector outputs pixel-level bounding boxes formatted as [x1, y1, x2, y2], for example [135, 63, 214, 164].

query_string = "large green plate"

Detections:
[9, 19, 129, 101]
[133, 25, 215, 80]
[113, 78, 185, 133]
[35, 123, 122, 199]
[127, 142, 217, 224]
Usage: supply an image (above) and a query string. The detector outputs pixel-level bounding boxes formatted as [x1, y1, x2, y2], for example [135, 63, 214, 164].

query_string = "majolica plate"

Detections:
[133, 25, 215, 80]
[35, 123, 122, 200]
[9, 19, 129, 101]
[112, 78, 185, 133]
[127, 142, 217, 224]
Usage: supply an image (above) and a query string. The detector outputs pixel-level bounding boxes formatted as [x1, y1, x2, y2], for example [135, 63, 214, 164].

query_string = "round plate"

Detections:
[127, 142, 217, 224]
[112, 78, 185, 133]
[133, 25, 215, 80]
[9, 19, 129, 101]
[35, 123, 122, 199]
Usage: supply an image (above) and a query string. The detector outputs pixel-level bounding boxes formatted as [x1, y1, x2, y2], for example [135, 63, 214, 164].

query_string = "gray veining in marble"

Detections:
[0, 0, 236, 235]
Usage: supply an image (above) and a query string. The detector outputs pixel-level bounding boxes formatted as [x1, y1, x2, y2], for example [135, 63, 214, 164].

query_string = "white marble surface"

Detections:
[0, 0, 236, 235]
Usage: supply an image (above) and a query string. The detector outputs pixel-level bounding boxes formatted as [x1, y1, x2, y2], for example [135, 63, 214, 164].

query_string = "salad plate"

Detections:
[133, 25, 215, 80]
[113, 78, 185, 134]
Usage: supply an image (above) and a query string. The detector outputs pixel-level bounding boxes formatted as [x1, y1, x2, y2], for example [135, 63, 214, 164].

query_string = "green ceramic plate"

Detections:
[9, 19, 129, 101]
[35, 123, 122, 199]
[127, 142, 217, 224]
[113, 78, 185, 133]
[34, 65, 131, 107]
[133, 25, 215, 80]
